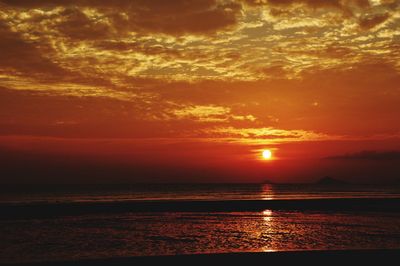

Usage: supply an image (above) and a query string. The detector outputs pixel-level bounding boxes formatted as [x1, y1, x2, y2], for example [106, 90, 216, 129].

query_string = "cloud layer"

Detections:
[0, 0, 399, 144]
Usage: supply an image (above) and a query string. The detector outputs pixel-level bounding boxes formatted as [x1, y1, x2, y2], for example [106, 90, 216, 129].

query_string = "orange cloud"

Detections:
[171, 105, 256, 122]
[0, 0, 399, 143]
[243, 0, 371, 14]
[0, 21, 68, 79]
[1, 0, 242, 36]
[207, 126, 332, 143]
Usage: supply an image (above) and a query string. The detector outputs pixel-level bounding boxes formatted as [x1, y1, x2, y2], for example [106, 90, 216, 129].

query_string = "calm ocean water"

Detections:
[1, 183, 400, 204]
[1, 184, 400, 263]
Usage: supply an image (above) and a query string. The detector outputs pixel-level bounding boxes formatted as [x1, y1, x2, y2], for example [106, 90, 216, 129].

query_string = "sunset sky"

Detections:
[1, 0, 400, 183]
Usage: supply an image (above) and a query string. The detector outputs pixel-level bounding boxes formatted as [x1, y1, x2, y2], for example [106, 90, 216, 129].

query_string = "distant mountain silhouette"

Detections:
[315, 176, 347, 185]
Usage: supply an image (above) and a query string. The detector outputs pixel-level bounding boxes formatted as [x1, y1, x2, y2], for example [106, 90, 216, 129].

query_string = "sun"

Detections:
[262, 149, 272, 160]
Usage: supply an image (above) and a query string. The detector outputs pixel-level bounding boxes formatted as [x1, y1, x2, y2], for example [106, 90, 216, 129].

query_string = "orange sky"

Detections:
[0, 0, 400, 183]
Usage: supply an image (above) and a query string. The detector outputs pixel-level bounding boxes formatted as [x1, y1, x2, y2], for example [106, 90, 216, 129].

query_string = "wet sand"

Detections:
[7, 249, 400, 265]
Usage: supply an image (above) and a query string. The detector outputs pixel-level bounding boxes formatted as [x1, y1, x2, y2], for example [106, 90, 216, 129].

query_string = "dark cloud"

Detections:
[0, 21, 114, 87]
[2, 0, 393, 40]
[1, 0, 242, 36]
[327, 151, 400, 160]
[126, 1, 241, 35]
[243, 0, 370, 12]
[242, 0, 398, 32]
[243, 0, 389, 27]
[359, 13, 391, 30]
[258, 64, 288, 77]
[56, 7, 115, 40]
[0, 22, 69, 79]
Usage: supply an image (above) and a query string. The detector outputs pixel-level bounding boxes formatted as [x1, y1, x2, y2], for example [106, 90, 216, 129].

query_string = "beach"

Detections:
[1, 184, 400, 264]
[7, 250, 400, 265]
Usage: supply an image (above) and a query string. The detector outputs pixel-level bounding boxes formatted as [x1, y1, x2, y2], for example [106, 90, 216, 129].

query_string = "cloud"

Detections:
[207, 126, 331, 142]
[171, 105, 256, 122]
[243, 0, 371, 15]
[1, 0, 398, 85]
[243, 0, 397, 31]
[326, 150, 400, 160]
[0, 0, 399, 143]
[1, 0, 242, 36]
[0, 21, 69, 79]
[359, 12, 391, 30]
[0, 20, 115, 87]
[55, 7, 116, 40]
[173, 105, 231, 122]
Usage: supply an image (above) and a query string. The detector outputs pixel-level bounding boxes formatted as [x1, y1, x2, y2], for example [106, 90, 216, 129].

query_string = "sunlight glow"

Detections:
[262, 149, 272, 160]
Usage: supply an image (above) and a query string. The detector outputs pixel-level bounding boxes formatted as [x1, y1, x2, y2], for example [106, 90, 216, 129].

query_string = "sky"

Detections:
[0, 0, 400, 183]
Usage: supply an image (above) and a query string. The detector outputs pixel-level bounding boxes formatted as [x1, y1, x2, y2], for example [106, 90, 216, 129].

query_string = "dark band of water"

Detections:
[2, 198, 400, 219]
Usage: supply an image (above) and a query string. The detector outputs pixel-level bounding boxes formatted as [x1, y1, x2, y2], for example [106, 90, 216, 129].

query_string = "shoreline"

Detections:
[5, 249, 400, 265]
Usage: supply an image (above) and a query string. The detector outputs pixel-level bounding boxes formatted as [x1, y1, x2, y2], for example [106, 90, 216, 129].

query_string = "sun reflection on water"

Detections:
[261, 209, 276, 252]
[262, 209, 273, 222]
[261, 184, 275, 200]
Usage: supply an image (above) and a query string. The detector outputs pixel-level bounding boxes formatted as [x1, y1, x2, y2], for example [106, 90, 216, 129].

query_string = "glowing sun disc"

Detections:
[262, 149, 272, 160]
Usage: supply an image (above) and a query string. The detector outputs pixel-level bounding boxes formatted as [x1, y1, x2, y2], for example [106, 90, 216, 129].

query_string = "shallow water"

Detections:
[1, 210, 400, 263]
[1, 184, 400, 263]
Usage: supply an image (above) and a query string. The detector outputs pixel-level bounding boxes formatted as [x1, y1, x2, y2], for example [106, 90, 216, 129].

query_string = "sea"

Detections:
[1, 183, 400, 263]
